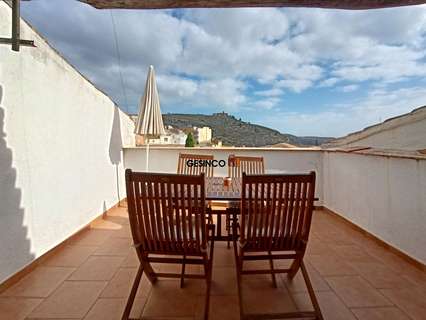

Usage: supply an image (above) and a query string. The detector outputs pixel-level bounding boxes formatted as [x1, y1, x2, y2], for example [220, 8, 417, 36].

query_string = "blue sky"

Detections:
[21, 1, 426, 137]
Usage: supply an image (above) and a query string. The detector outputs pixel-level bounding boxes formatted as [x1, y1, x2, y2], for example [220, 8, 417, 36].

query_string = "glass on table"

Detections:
[223, 177, 231, 188]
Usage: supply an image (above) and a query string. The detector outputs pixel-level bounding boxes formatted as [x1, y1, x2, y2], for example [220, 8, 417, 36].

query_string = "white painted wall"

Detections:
[323, 151, 426, 264]
[344, 117, 426, 150]
[325, 107, 426, 151]
[0, 3, 135, 283]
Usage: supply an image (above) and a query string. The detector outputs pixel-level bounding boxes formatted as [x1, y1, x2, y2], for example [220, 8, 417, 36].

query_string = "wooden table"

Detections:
[205, 177, 240, 241]
[205, 177, 241, 201]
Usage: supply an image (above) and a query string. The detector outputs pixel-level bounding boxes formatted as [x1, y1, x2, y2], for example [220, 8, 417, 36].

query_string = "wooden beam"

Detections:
[79, 0, 426, 10]
[12, 0, 20, 51]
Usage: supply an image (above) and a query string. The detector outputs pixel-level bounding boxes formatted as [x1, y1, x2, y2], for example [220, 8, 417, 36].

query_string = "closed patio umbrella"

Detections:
[134, 65, 166, 171]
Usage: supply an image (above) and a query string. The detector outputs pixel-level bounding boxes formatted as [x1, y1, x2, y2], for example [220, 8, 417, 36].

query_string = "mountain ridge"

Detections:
[161, 112, 334, 147]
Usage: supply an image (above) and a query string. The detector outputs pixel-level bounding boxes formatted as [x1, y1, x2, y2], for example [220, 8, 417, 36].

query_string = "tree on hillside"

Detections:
[185, 132, 195, 147]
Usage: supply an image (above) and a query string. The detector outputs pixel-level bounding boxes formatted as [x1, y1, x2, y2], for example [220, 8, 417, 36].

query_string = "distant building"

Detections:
[323, 105, 426, 151]
[193, 126, 212, 144]
[130, 116, 187, 146]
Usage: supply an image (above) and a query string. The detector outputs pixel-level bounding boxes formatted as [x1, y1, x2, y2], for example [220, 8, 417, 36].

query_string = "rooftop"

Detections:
[0, 206, 425, 320]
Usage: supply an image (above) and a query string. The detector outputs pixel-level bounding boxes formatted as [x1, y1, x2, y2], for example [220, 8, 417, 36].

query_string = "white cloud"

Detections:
[260, 86, 426, 136]
[22, 2, 426, 135]
[252, 98, 281, 110]
[318, 77, 340, 87]
[254, 88, 284, 97]
[338, 84, 359, 93]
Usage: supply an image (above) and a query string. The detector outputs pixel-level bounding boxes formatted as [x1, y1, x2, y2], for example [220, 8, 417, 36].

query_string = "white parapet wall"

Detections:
[0, 3, 135, 283]
[323, 151, 426, 265]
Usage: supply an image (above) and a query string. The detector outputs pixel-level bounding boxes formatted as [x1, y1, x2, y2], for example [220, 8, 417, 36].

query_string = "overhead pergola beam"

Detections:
[79, 0, 426, 10]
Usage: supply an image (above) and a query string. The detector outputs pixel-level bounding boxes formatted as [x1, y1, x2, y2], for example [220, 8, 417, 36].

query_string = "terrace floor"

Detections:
[1, 207, 425, 320]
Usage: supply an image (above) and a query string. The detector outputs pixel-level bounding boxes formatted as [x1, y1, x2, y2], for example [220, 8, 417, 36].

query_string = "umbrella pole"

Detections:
[145, 142, 150, 172]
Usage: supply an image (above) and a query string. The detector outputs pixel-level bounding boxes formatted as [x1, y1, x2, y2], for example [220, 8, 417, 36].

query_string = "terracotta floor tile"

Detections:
[142, 280, 200, 318]
[364, 248, 412, 273]
[282, 262, 330, 293]
[28, 281, 106, 319]
[306, 241, 333, 256]
[83, 297, 144, 320]
[213, 246, 235, 267]
[351, 307, 411, 320]
[211, 266, 238, 296]
[308, 254, 358, 276]
[68, 229, 112, 246]
[100, 268, 151, 298]
[90, 218, 124, 231]
[240, 279, 297, 315]
[109, 225, 132, 239]
[93, 238, 132, 256]
[150, 261, 203, 276]
[206, 295, 240, 320]
[43, 245, 98, 267]
[84, 298, 124, 320]
[351, 262, 412, 289]
[102, 215, 130, 226]
[293, 291, 357, 320]
[330, 244, 378, 263]
[121, 250, 139, 268]
[314, 231, 355, 245]
[3, 209, 424, 320]
[326, 276, 392, 307]
[0, 297, 42, 320]
[1, 267, 74, 298]
[380, 287, 426, 320]
[68, 256, 124, 281]
[400, 268, 426, 290]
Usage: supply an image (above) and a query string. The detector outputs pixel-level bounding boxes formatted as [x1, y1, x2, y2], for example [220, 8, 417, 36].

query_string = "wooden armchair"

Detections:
[177, 153, 214, 177]
[225, 155, 265, 247]
[232, 172, 323, 320]
[228, 155, 265, 177]
[123, 170, 215, 320]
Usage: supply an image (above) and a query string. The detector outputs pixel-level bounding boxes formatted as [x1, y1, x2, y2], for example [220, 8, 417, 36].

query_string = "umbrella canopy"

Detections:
[135, 65, 166, 138]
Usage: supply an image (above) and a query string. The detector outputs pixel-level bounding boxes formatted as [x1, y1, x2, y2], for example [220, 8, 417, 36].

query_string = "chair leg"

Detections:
[204, 234, 215, 320]
[288, 257, 302, 280]
[140, 259, 158, 284]
[122, 264, 144, 320]
[268, 250, 277, 288]
[300, 261, 323, 320]
[232, 226, 244, 320]
[180, 255, 186, 288]
[226, 211, 231, 249]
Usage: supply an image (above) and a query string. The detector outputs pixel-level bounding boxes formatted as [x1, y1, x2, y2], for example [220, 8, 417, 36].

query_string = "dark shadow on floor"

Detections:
[0, 84, 34, 284]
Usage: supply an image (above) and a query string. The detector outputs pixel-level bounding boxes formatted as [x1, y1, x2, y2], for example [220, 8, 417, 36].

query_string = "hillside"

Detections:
[162, 112, 333, 147]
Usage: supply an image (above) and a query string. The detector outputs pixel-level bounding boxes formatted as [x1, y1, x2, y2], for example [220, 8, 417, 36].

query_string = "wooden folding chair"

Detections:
[177, 153, 214, 177]
[225, 155, 265, 247]
[228, 155, 265, 177]
[232, 172, 323, 320]
[123, 170, 215, 320]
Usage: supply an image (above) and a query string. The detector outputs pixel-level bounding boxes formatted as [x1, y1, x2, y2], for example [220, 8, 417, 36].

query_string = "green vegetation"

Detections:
[163, 112, 333, 147]
[185, 132, 195, 147]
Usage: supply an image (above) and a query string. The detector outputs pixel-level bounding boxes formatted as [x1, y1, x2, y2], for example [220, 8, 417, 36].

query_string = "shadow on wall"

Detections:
[109, 105, 123, 206]
[0, 85, 34, 283]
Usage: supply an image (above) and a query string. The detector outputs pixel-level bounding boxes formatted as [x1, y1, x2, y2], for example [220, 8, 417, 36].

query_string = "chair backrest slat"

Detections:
[177, 153, 214, 177]
[228, 155, 264, 178]
[125, 170, 208, 255]
[240, 172, 316, 251]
